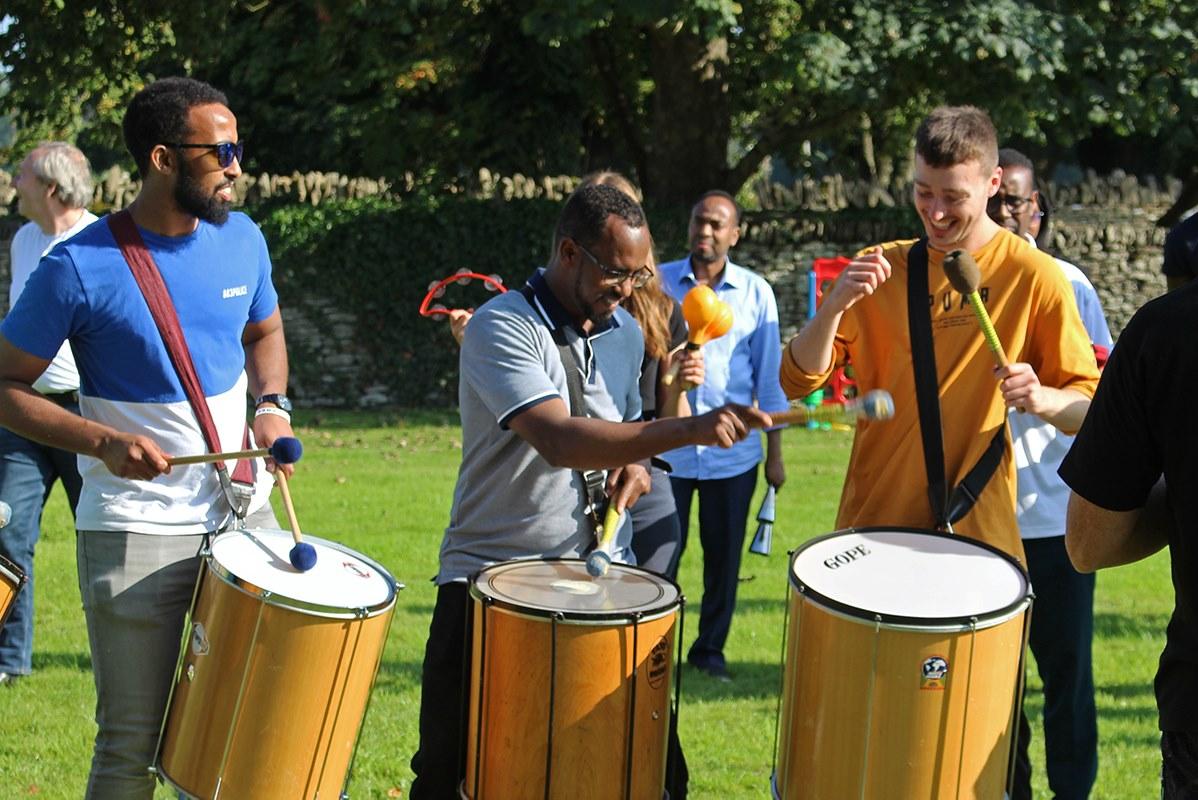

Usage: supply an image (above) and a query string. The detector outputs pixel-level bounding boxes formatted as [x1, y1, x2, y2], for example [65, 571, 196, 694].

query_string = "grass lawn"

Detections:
[0, 410, 1171, 798]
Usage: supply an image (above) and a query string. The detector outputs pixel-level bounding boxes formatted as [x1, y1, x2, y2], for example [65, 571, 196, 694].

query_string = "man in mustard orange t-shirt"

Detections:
[781, 106, 1099, 563]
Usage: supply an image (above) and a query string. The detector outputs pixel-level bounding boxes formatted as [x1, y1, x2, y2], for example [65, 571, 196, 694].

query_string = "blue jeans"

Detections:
[0, 409, 83, 675]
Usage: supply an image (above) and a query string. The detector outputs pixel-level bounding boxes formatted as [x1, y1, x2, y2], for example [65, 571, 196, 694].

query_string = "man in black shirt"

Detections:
[1061, 282, 1198, 797]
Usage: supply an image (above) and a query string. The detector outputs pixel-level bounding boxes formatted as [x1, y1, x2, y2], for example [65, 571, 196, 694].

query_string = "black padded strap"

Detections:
[907, 240, 950, 528]
[906, 240, 1005, 529]
[521, 284, 606, 522]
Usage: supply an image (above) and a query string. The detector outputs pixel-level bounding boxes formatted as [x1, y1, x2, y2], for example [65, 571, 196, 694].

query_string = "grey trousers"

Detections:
[77, 503, 279, 800]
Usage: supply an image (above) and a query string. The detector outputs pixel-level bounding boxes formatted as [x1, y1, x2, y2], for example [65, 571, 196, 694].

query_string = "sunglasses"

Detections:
[576, 244, 654, 289]
[165, 140, 245, 169]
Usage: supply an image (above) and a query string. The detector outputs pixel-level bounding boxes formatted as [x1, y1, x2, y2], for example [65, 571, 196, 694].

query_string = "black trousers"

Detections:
[1163, 731, 1198, 799]
[671, 466, 758, 670]
[1010, 535, 1099, 800]
[409, 582, 689, 798]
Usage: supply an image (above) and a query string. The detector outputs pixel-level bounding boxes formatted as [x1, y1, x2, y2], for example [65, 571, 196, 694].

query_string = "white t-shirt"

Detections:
[8, 213, 98, 393]
[1011, 245, 1114, 539]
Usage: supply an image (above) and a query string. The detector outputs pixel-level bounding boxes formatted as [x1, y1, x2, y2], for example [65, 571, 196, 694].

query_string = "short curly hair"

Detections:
[554, 183, 646, 252]
[123, 77, 228, 176]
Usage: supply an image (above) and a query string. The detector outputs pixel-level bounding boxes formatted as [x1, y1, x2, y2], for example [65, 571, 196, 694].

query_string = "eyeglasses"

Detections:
[988, 192, 1033, 213]
[576, 244, 654, 289]
[165, 140, 244, 169]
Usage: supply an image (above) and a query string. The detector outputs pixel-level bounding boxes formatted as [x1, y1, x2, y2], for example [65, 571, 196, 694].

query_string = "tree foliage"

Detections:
[3, 0, 1196, 204]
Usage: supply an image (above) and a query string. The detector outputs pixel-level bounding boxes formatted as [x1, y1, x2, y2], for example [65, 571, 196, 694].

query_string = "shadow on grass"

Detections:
[295, 408, 460, 431]
[32, 651, 92, 671]
[678, 660, 783, 703]
[724, 596, 791, 615]
[1093, 611, 1170, 638]
[374, 657, 424, 692]
[1096, 681, 1157, 700]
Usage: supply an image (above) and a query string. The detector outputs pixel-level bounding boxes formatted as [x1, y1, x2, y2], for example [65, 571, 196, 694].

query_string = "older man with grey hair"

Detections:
[0, 142, 97, 686]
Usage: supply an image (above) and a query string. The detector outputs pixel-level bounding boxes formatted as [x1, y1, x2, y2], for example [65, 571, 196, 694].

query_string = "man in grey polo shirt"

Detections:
[410, 184, 771, 798]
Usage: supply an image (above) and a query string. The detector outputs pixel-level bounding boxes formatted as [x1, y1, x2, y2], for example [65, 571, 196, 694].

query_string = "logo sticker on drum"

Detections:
[191, 622, 210, 657]
[647, 637, 670, 690]
[342, 561, 372, 579]
[920, 655, 948, 690]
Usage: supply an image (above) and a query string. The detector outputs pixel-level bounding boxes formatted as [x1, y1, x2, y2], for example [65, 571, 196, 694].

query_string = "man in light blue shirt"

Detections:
[659, 190, 790, 681]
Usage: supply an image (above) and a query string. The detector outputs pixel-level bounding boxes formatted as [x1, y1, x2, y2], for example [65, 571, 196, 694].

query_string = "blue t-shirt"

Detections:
[1, 212, 279, 534]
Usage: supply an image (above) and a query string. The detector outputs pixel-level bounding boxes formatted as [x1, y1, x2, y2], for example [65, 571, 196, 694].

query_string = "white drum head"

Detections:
[473, 559, 680, 621]
[791, 528, 1029, 625]
[209, 528, 395, 615]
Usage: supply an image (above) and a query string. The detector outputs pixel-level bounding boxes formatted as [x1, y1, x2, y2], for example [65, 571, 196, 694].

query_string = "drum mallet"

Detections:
[943, 249, 1028, 413]
[166, 436, 304, 467]
[166, 437, 314, 570]
[274, 470, 317, 571]
[585, 503, 622, 578]
[943, 250, 1009, 369]
[770, 389, 895, 427]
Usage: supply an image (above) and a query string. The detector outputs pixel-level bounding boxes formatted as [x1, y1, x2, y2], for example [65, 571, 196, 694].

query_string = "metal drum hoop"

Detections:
[469, 558, 681, 626]
[207, 530, 398, 619]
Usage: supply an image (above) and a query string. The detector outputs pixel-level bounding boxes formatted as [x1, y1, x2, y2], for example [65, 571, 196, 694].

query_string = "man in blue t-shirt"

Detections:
[0, 77, 292, 799]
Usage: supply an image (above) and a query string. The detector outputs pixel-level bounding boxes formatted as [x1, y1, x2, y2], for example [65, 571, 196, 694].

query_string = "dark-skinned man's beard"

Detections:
[175, 169, 232, 225]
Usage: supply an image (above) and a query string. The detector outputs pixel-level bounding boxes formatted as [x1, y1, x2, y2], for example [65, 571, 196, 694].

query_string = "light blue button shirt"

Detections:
[658, 256, 790, 480]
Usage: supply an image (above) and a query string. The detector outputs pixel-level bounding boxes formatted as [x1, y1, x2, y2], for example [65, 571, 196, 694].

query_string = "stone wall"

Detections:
[0, 165, 577, 216]
[0, 169, 1178, 406]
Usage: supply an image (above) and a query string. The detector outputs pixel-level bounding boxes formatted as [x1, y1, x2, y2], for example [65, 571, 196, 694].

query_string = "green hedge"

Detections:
[257, 195, 689, 407]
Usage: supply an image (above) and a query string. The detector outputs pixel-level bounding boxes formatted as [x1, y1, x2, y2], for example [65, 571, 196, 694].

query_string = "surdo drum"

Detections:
[772, 528, 1032, 799]
[464, 559, 683, 799]
[155, 528, 397, 799]
[0, 553, 26, 633]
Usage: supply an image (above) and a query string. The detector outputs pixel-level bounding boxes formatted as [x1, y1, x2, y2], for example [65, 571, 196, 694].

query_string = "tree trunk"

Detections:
[641, 24, 731, 207]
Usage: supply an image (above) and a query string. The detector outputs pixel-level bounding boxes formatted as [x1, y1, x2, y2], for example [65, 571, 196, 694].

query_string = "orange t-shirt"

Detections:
[780, 230, 1101, 561]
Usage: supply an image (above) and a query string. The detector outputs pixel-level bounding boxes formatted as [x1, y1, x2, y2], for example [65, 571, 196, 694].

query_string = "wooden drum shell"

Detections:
[772, 528, 1031, 800]
[157, 531, 396, 800]
[0, 554, 26, 631]
[463, 559, 680, 800]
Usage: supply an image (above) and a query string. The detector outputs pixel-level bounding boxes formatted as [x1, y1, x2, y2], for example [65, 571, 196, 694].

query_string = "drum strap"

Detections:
[519, 285, 607, 526]
[107, 210, 255, 521]
[906, 239, 1006, 531]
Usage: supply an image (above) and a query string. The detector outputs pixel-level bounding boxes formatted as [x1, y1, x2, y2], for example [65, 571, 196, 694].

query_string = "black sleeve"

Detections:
[1059, 309, 1162, 511]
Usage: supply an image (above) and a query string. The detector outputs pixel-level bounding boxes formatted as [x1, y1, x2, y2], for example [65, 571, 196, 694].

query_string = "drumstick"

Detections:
[274, 470, 317, 571]
[167, 436, 304, 467]
[943, 250, 1009, 368]
[585, 503, 622, 578]
[771, 389, 895, 427]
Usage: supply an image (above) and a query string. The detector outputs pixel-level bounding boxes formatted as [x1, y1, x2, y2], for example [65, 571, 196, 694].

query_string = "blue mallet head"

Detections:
[270, 436, 303, 465]
[289, 541, 317, 571]
[585, 548, 612, 578]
